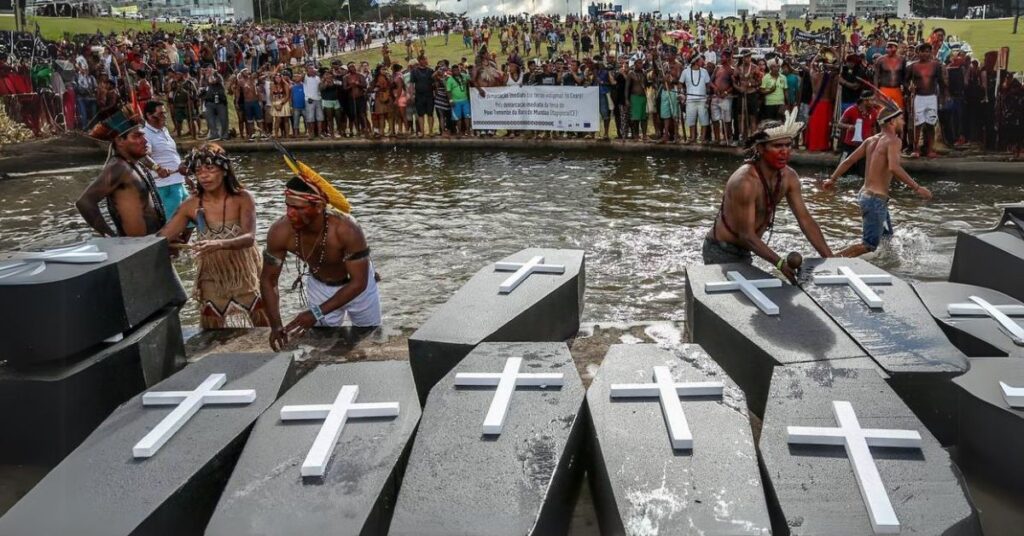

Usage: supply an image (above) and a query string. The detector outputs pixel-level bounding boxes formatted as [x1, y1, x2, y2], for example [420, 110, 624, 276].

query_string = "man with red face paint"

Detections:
[260, 176, 381, 351]
[823, 99, 932, 257]
[704, 109, 834, 283]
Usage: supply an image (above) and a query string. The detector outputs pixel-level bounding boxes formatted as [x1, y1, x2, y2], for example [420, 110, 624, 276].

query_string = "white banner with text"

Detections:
[470, 86, 600, 132]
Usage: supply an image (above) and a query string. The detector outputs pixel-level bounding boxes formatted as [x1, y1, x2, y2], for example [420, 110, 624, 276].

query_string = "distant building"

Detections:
[807, 0, 911, 17]
[148, 0, 252, 19]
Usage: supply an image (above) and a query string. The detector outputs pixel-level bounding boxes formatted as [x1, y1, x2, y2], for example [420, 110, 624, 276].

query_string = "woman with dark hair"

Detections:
[159, 143, 268, 329]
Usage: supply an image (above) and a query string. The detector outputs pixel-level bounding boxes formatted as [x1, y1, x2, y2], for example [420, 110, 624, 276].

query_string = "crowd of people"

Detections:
[2, 11, 1023, 156]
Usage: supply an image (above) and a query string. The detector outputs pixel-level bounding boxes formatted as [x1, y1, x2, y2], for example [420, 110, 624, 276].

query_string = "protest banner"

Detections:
[470, 86, 599, 132]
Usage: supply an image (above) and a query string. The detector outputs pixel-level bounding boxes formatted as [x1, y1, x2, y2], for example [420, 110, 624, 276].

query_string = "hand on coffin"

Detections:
[285, 310, 317, 339]
[269, 326, 289, 351]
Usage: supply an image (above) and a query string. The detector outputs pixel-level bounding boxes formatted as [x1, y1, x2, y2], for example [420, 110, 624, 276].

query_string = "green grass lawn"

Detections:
[0, 16, 183, 39]
[330, 18, 1024, 71]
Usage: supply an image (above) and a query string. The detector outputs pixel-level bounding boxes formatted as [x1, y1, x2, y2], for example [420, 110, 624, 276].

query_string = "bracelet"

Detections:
[309, 304, 325, 324]
[775, 258, 785, 271]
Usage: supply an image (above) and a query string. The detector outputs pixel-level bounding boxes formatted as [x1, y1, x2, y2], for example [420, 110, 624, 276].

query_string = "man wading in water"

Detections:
[823, 96, 933, 257]
[260, 175, 381, 351]
[703, 109, 834, 283]
[77, 106, 167, 237]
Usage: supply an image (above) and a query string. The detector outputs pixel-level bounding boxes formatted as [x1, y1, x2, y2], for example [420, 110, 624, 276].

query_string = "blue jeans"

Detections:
[76, 97, 96, 130]
[859, 191, 893, 251]
[205, 102, 229, 139]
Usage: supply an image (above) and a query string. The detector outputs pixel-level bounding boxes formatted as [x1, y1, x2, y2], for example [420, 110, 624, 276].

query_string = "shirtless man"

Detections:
[77, 107, 167, 237]
[734, 52, 762, 139]
[343, 61, 369, 136]
[261, 177, 381, 351]
[908, 43, 946, 158]
[710, 50, 735, 145]
[703, 111, 834, 283]
[625, 60, 648, 140]
[823, 102, 933, 257]
[873, 42, 907, 112]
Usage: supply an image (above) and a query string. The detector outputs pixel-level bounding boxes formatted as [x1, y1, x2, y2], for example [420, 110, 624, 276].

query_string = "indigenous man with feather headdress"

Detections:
[823, 93, 932, 257]
[260, 153, 380, 351]
[703, 110, 834, 283]
[76, 106, 167, 237]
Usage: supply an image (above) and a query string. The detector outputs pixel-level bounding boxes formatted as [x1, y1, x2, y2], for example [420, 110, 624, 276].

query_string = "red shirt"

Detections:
[841, 104, 878, 146]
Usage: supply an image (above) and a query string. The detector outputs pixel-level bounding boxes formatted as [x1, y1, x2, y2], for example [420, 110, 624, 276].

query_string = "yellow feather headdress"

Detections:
[274, 140, 351, 213]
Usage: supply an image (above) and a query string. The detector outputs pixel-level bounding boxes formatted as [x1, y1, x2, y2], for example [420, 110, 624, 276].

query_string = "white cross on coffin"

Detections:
[454, 357, 564, 435]
[280, 385, 400, 478]
[20, 243, 108, 263]
[813, 266, 893, 309]
[133, 374, 256, 458]
[705, 271, 783, 315]
[0, 244, 107, 280]
[609, 366, 724, 449]
[947, 296, 1024, 346]
[1000, 382, 1024, 408]
[0, 260, 46, 280]
[787, 400, 923, 535]
[494, 256, 566, 294]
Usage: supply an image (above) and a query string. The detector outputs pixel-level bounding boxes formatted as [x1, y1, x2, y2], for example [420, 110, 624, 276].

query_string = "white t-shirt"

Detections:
[303, 75, 322, 101]
[143, 123, 184, 188]
[680, 67, 711, 101]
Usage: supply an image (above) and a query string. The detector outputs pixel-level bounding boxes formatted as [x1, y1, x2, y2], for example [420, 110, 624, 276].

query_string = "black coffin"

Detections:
[407, 248, 585, 403]
[0, 236, 187, 365]
[799, 258, 970, 443]
[390, 342, 586, 536]
[913, 281, 1024, 358]
[587, 343, 772, 535]
[687, 262, 869, 416]
[0, 306, 185, 465]
[952, 357, 1024, 493]
[949, 206, 1024, 303]
[205, 361, 421, 536]
[759, 365, 980, 535]
[0, 353, 295, 536]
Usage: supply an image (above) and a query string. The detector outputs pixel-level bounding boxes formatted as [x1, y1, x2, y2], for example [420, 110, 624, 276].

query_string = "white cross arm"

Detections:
[454, 372, 565, 387]
[962, 296, 1024, 345]
[494, 255, 566, 294]
[0, 261, 46, 280]
[142, 390, 257, 405]
[1000, 382, 1024, 408]
[493, 261, 565, 273]
[704, 271, 783, 316]
[609, 381, 724, 398]
[21, 244, 107, 264]
[280, 385, 400, 477]
[813, 266, 892, 309]
[948, 304, 1024, 316]
[133, 374, 256, 458]
[787, 426, 921, 448]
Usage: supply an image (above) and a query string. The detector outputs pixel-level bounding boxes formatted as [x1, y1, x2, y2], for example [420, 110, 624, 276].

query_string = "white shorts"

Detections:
[711, 96, 732, 123]
[685, 99, 710, 127]
[913, 94, 938, 126]
[304, 261, 381, 327]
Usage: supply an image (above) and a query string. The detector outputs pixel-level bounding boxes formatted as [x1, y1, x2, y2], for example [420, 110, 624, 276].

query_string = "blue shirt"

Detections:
[291, 83, 305, 109]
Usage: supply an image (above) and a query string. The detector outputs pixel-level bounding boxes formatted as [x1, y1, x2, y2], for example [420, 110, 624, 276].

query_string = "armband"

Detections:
[309, 304, 325, 324]
[343, 248, 371, 262]
[263, 249, 285, 266]
[775, 258, 785, 272]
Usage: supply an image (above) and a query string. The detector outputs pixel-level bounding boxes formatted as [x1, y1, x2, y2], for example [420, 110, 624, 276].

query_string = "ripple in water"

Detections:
[1, 148, 1019, 328]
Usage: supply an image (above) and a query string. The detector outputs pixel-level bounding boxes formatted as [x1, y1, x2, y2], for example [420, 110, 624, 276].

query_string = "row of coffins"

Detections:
[688, 204, 1024, 498]
[0, 237, 187, 464]
[2, 222, 1021, 535]
[0, 339, 984, 536]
